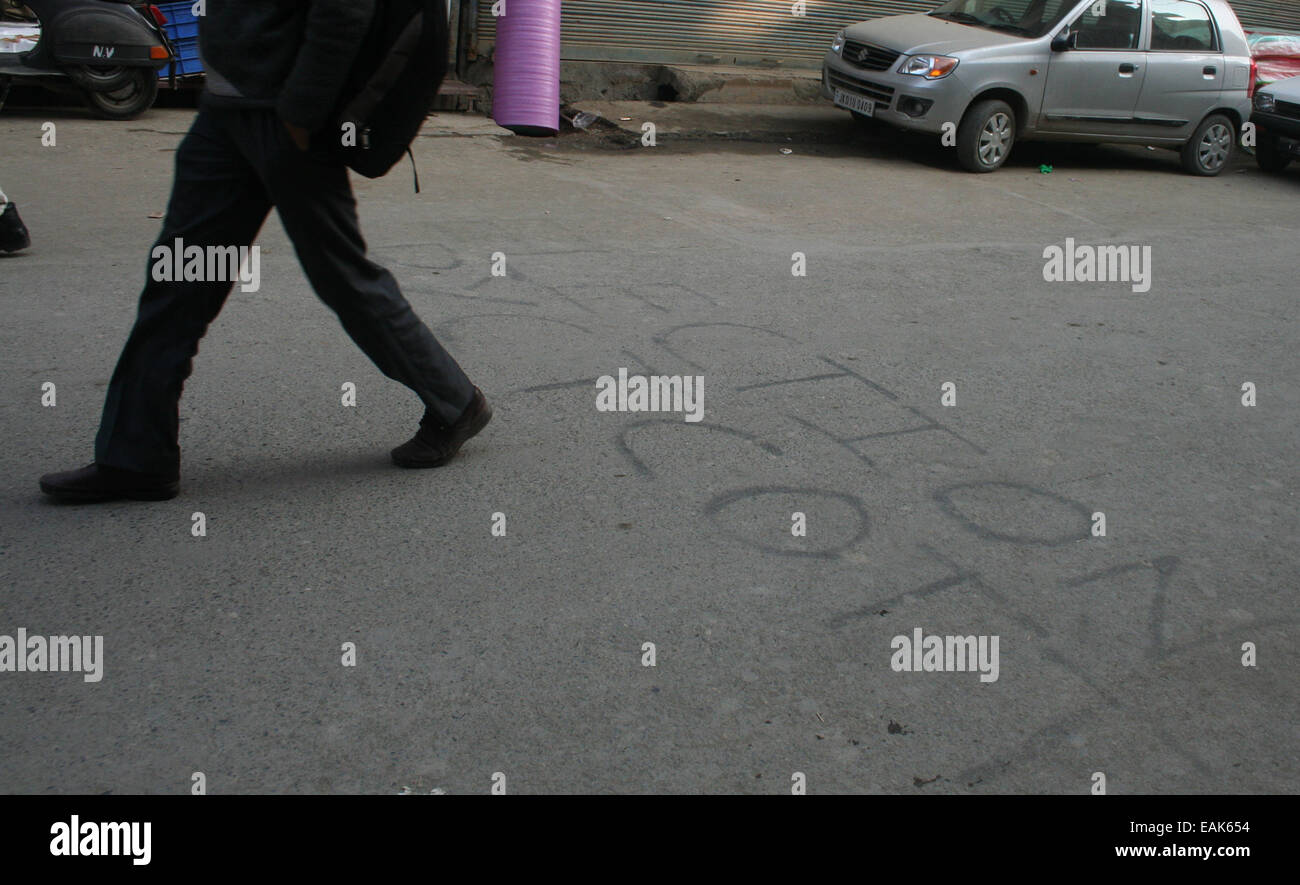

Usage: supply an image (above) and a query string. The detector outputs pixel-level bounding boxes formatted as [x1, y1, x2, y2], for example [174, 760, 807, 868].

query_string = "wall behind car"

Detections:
[474, 0, 934, 69]
[1232, 0, 1300, 33]
[471, 0, 1300, 71]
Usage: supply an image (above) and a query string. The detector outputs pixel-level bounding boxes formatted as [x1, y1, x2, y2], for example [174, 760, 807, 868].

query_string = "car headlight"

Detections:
[831, 29, 846, 55]
[898, 54, 959, 79]
[1254, 91, 1276, 113]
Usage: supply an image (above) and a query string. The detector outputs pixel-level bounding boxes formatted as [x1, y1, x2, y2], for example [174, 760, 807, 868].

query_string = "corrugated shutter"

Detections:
[476, 2, 1300, 69]
[1229, 1, 1300, 33]
[477, 1, 935, 69]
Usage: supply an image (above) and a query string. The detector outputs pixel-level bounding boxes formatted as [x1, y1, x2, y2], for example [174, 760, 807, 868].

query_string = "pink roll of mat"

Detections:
[492, 0, 562, 136]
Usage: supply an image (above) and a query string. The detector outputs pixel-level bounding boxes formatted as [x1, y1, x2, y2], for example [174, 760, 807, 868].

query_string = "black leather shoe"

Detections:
[1, 202, 31, 253]
[39, 463, 179, 502]
[391, 388, 492, 469]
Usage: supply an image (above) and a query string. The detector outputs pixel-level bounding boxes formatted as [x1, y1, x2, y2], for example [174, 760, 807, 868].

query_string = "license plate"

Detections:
[834, 89, 874, 116]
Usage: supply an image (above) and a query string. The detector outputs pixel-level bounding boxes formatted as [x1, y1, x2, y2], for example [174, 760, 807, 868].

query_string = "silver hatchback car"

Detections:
[823, 0, 1255, 174]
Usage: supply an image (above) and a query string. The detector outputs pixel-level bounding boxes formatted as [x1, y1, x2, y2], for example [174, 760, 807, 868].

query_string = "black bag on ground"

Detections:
[334, 0, 449, 182]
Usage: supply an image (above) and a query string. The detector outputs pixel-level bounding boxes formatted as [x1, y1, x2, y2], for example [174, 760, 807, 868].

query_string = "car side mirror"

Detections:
[1051, 29, 1074, 51]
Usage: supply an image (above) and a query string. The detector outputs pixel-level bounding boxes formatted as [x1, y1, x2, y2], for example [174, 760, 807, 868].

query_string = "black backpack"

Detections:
[334, 0, 449, 187]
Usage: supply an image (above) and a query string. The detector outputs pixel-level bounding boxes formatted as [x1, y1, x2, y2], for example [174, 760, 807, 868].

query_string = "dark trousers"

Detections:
[94, 100, 474, 477]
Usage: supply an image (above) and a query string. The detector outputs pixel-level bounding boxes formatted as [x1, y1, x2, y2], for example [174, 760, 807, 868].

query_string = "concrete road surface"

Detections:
[0, 106, 1296, 794]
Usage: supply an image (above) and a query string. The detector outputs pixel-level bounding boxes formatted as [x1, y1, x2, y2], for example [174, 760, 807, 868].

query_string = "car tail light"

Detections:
[1248, 58, 1258, 98]
[147, 5, 167, 26]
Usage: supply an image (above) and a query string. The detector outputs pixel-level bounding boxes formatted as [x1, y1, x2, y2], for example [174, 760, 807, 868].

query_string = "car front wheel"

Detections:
[850, 110, 877, 130]
[1180, 114, 1235, 176]
[957, 100, 1016, 173]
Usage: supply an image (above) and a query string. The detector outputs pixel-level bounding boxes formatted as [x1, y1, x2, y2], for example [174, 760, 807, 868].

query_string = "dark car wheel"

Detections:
[1255, 133, 1293, 173]
[68, 64, 136, 92]
[82, 69, 159, 120]
[957, 99, 1015, 173]
[1180, 113, 1234, 176]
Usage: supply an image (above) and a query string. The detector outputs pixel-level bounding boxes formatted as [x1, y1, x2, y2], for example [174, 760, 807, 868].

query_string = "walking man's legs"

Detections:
[41, 106, 271, 501]
[40, 102, 491, 502]
[0, 185, 32, 254]
[96, 106, 273, 479]
[244, 108, 477, 429]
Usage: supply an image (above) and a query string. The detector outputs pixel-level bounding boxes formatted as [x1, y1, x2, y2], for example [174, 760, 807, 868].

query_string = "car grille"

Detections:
[842, 40, 901, 72]
[827, 67, 895, 107]
[1276, 99, 1300, 120]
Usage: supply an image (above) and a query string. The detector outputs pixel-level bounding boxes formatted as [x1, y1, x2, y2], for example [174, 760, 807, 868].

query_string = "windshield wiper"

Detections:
[988, 23, 1030, 35]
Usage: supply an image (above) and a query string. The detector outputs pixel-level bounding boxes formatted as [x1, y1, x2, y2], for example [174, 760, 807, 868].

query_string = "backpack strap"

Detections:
[407, 146, 420, 194]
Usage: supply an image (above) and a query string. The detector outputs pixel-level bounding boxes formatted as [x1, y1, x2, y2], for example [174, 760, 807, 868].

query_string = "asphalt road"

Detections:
[1, 105, 1296, 794]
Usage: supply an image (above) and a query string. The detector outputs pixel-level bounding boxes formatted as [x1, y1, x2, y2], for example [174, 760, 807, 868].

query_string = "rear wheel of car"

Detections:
[957, 100, 1015, 173]
[1255, 134, 1293, 173]
[1180, 114, 1234, 176]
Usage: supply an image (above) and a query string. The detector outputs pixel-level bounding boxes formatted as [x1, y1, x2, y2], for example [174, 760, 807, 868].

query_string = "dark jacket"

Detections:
[199, 0, 374, 132]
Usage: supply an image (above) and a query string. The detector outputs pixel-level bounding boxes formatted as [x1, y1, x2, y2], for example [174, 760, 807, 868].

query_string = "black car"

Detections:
[1252, 75, 1300, 173]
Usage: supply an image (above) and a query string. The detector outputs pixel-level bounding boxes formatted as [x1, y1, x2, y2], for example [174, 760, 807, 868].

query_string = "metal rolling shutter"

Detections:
[1229, 1, 1300, 32]
[476, 1, 937, 68]
[475, 2, 1300, 70]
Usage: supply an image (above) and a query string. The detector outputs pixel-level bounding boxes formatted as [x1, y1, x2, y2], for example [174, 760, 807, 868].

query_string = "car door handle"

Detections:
[1118, 63, 1139, 74]
[1203, 66, 1217, 75]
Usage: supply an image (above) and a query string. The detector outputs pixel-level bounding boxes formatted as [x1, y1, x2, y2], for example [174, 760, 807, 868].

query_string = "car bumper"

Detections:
[1252, 109, 1300, 149]
[822, 49, 970, 135]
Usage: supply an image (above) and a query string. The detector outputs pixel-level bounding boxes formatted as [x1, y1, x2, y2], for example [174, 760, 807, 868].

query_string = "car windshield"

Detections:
[928, 0, 1077, 39]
